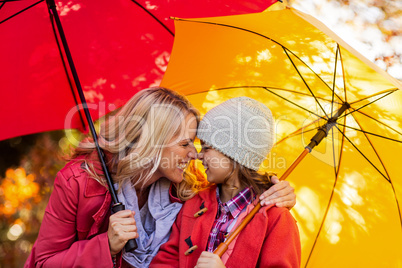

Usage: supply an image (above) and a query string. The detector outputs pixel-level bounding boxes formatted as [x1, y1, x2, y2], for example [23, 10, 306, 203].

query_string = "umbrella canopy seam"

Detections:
[304, 121, 347, 268]
[47, 4, 86, 130]
[330, 45, 339, 117]
[275, 119, 322, 146]
[349, 88, 399, 105]
[350, 112, 402, 228]
[340, 90, 397, 120]
[354, 110, 402, 137]
[335, 124, 389, 182]
[283, 48, 329, 118]
[173, 16, 346, 105]
[131, 0, 174, 37]
[0, 0, 43, 24]
[340, 124, 402, 143]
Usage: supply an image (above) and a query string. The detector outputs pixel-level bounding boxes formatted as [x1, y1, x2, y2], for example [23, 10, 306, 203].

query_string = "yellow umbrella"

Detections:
[161, 5, 402, 267]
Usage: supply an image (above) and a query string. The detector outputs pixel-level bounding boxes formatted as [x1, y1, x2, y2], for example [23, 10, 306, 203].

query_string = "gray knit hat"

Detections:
[197, 97, 274, 171]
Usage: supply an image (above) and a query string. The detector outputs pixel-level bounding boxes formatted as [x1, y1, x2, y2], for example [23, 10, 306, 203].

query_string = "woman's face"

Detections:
[155, 113, 198, 183]
[198, 142, 234, 184]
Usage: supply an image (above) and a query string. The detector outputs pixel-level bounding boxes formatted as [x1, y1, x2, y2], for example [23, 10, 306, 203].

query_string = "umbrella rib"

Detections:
[283, 47, 345, 104]
[175, 18, 345, 103]
[0, 0, 20, 3]
[262, 87, 327, 120]
[0, 2, 5, 10]
[340, 90, 396, 120]
[331, 128, 338, 176]
[205, 85, 334, 103]
[331, 45, 340, 118]
[283, 48, 328, 118]
[351, 113, 402, 228]
[266, 87, 332, 102]
[305, 125, 345, 267]
[184, 85, 329, 120]
[0, 0, 43, 24]
[335, 114, 347, 185]
[334, 125, 389, 181]
[337, 43, 348, 103]
[275, 124, 321, 146]
[47, 4, 86, 130]
[130, 0, 174, 36]
[349, 88, 398, 105]
[338, 124, 402, 143]
[355, 110, 402, 136]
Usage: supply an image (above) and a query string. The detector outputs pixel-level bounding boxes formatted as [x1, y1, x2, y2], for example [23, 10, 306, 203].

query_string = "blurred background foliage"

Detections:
[0, 0, 401, 267]
[291, 0, 402, 79]
[0, 131, 82, 267]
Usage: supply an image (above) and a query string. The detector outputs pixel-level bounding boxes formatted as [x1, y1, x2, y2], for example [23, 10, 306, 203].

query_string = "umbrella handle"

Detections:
[111, 203, 138, 252]
[213, 148, 310, 257]
[214, 202, 262, 257]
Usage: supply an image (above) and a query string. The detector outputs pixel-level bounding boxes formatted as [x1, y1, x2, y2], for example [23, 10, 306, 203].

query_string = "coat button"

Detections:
[194, 207, 208, 217]
[184, 245, 198, 255]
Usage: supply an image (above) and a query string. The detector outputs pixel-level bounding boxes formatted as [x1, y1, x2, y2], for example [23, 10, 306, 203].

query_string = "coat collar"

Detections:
[84, 172, 108, 197]
[65, 156, 108, 198]
[80, 151, 113, 197]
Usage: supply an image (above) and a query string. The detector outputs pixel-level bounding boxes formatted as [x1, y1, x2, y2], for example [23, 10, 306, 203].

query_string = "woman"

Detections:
[25, 87, 296, 268]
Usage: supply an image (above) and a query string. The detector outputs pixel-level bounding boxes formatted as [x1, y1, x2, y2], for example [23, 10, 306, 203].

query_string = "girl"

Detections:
[25, 89, 296, 268]
[151, 97, 301, 268]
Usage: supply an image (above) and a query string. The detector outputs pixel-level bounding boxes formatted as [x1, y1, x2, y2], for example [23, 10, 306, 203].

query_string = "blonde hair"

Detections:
[72, 87, 200, 196]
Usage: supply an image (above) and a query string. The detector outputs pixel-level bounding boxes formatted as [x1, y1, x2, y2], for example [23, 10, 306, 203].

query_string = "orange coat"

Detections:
[151, 185, 301, 268]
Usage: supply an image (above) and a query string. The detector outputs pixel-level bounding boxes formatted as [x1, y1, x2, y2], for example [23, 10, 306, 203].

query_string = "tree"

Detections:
[290, 0, 402, 80]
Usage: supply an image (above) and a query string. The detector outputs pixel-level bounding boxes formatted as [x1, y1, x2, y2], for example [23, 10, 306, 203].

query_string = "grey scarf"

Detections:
[116, 178, 182, 267]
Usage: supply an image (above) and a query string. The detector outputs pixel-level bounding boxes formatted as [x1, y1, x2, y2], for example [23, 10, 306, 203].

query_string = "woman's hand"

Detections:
[195, 251, 226, 268]
[260, 176, 296, 209]
[107, 210, 138, 255]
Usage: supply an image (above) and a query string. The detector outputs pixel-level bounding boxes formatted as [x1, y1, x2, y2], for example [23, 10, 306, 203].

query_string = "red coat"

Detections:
[150, 185, 301, 268]
[25, 158, 117, 268]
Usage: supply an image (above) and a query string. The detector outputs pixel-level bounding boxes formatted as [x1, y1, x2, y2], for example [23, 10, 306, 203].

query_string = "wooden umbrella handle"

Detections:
[214, 148, 310, 257]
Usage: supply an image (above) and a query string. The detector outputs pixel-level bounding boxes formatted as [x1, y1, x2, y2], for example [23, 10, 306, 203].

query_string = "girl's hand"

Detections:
[107, 210, 138, 255]
[195, 251, 226, 268]
[259, 176, 296, 209]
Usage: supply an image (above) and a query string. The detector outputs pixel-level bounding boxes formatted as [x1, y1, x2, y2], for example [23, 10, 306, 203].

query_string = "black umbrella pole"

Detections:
[46, 0, 137, 252]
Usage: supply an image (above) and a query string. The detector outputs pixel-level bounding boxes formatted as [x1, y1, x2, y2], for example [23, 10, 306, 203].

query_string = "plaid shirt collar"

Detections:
[216, 186, 255, 219]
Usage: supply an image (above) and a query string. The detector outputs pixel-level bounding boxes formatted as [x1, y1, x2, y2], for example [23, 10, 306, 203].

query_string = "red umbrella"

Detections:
[1, 0, 278, 251]
[0, 0, 277, 141]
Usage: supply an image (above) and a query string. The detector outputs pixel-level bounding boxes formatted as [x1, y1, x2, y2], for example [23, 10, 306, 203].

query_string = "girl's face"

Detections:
[155, 113, 198, 184]
[198, 142, 234, 184]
